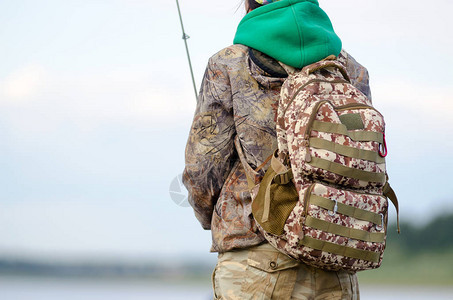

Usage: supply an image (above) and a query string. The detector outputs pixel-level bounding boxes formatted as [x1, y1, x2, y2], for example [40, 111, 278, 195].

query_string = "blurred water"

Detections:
[0, 277, 452, 300]
[0, 277, 212, 300]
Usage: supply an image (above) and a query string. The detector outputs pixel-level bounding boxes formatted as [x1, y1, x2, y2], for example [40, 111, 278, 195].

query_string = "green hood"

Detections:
[233, 0, 341, 68]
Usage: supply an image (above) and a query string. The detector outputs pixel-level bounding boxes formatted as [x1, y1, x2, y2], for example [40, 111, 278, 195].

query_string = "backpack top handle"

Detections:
[303, 57, 351, 83]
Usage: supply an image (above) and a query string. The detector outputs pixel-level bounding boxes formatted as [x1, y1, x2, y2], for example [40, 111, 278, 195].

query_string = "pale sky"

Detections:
[1, 0, 452, 261]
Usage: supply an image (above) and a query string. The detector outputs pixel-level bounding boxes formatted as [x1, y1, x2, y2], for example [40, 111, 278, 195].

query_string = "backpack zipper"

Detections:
[282, 79, 348, 116]
[303, 100, 330, 162]
[335, 103, 383, 116]
[281, 78, 348, 162]
[303, 183, 316, 217]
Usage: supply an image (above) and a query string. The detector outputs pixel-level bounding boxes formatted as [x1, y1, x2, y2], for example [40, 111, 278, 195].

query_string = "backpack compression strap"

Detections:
[383, 182, 400, 233]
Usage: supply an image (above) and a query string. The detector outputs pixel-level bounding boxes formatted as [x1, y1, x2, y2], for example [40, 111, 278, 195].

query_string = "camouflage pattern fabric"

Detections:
[183, 44, 372, 253]
[248, 58, 390, 271]
[212, 242, 360, 299]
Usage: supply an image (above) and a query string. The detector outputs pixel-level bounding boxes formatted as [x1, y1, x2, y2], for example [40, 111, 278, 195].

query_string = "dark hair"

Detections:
[247, 0, 263, 11]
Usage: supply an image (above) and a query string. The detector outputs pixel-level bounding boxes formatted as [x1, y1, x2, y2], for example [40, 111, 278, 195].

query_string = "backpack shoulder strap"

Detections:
[278, 62, 298, 76]
[234, 136, 273, 190]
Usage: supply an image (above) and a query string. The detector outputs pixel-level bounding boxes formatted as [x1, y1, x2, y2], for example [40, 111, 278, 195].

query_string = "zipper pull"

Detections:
[303, 140, 311, 162]
[305, 151, 312, 162]
[328, 199, 338, 216]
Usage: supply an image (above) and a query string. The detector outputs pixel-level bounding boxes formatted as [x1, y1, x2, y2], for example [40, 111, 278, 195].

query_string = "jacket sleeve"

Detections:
[182, 56, 236, 230]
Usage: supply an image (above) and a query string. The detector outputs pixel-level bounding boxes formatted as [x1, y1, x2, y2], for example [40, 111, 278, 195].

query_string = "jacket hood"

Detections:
[233, 0, 341, 68]
[247, 47, 287, 89]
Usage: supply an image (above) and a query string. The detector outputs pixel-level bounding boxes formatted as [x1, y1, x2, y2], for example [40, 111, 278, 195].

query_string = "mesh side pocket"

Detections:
[252, 165, 299, 236]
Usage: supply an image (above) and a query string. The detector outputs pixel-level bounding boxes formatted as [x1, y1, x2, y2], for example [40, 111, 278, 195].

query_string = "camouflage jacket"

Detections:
[183, 44, 371, 253]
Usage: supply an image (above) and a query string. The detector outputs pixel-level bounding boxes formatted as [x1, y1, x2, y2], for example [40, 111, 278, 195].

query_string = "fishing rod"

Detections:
[176, 0, 198, 102]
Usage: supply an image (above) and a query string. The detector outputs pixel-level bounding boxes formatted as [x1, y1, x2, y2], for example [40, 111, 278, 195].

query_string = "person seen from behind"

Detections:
[183, 0, 372, 298]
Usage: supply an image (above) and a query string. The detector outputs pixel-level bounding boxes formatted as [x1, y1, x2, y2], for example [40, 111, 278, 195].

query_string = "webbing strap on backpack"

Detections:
[383, 182, 400, 233]
[309, 194, 384, 225]
[299, 236, 381, 263]
[311, 121, 384, 142]
[309, 138, 385, 164]
[304, 216, 385, 243]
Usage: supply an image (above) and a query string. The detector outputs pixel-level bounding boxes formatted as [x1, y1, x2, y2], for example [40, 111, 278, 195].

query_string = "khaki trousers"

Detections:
[212, 243, 359, 300]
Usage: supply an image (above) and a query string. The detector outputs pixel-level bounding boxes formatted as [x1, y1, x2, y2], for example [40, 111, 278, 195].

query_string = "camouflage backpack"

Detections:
[236, 55, 399, 271]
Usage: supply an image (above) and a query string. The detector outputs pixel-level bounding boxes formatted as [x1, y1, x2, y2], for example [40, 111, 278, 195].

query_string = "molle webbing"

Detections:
[309, 157, 386, 183]
[309, 194, 384, 226]
[311, 121, 384, 143]
[304, 216, 385, 243]
[309, 138, 385, 164]
[299, 236, 381, 263]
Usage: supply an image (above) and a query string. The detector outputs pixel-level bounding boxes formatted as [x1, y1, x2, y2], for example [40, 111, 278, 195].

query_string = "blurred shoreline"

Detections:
[1, 214, 452, 286]
[0, 257, 214, 284]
